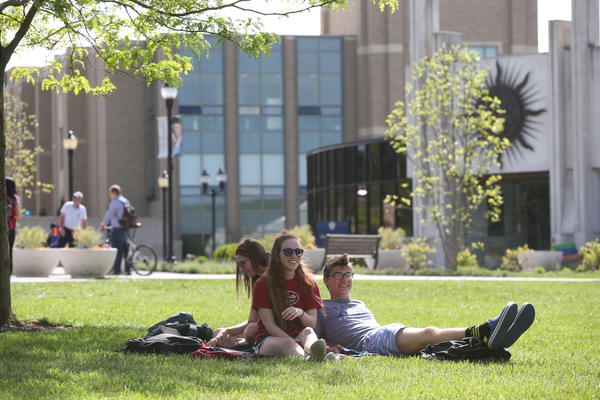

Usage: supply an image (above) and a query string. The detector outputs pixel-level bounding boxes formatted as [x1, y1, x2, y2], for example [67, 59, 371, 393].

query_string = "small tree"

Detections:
[4, 93, 53, 199]
[386, 44, 509, 271]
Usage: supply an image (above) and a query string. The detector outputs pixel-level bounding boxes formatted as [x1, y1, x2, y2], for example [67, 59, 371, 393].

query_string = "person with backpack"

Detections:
[99, 184, 132, 275]
[6, 177, 21, 275]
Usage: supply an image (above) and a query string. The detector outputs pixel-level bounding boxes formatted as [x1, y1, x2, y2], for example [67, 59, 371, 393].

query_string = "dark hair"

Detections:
[265, 230, 318, 330]
[235, 238, 270, 297]
[323, 253, 351, 277]
[5, 177, 16, 198]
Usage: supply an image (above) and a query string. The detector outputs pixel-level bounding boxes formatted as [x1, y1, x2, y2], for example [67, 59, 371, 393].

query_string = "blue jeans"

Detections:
[111, 228, 129, 274]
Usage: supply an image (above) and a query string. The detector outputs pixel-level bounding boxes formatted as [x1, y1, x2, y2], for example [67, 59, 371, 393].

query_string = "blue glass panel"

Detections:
[182, 132, 201, 153]
[239, 106, 261, 115]
[262, 132, 283, 153]
[197, 50, 223, 73]
[320, 75, 341, 105]
[262, 154, 284, 185]
[240, 154, 261, 185]
[240, 132, 261, 153]
[320, 52, 341, 74]
[239, 53, 260, 72]
[240, 187, 261, 196]
[199, 116, 224, 131]
[298, 155, 307, 186]
[182, 116, 200, 131]
[239, 73, 260, 104]
[201, 132, 224, 153]
[200, 73, 223, 104]
[298, 116, 320, 131]
[239, 116, 261, 132]
[320, 38, 341, 51]
[321, 116, 342, 131]
[180, 187, 202, 196]
[180, 105, 203, 114]
[299, 132, 320, 152]
[265, 116, 283, 131]
[179, 154, 202, 186]
[202, 106, 224, 115]
[262, 52, 282, 72]
[485, 46, 498, 57]
[263, 106, 283, 115]
[298, 74, 319, 105]
[179, 74, 200, 105]
[321, 106, 342, 115]
[264, 186, 284, 195]
[297, 37, 319, 51]
[298, 52, 318, 73]
[322, 132, 342, 147]
[298, 106, 321, 115]
[261, 73, 283, 105]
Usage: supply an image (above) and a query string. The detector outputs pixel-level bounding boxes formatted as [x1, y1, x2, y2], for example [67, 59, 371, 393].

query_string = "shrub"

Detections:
[349, 257, 368, 268]
[378, 227, 405, 250]
[578, 239, 600, 272]
[212, 243, 237, 261]
[501, 244, 531, 271]
[457, 248, 478, 268]
[15, 226, 47, 249]
[73, 227, 103, 248]
[401, 237, 436, 270]
[196, 255, 208, 264]
[259, 234, 276, 252]
[290, 225, 316, 247]
[533, 266, 545, 274]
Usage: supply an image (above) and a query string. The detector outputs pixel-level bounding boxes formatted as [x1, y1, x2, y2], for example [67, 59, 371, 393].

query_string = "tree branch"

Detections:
[0, 0, 29, 14]
[3, 1, 39, 68]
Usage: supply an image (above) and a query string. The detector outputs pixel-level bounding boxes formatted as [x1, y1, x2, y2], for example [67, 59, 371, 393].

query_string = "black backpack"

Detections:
[145, 312, 213, 341]
[419, 337, 511, 362]
[118, 198, 139, 228]
[123, 334, 203, 355]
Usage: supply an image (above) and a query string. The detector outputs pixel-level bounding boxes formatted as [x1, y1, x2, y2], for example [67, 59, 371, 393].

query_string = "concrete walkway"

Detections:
[11, 268, 600, 283]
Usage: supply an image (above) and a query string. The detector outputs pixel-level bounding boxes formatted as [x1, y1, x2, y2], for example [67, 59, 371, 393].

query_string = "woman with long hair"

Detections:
[5, 177, 20, 275]
[252, 231, 330, 360]
[208, 237, 270, 347]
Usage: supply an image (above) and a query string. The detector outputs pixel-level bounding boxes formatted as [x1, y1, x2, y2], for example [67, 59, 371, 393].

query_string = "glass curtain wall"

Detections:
[238, 43, 285, 236]
[178, 40, 225, 255]
[297, 37, 343, 225]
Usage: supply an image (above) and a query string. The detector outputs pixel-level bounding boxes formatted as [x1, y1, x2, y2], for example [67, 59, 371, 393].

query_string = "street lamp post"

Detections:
[63, 130, 78, 197]
[157, 170, 169, 261]
[201, 168, 227, 255]
[161, 85, 178, 263]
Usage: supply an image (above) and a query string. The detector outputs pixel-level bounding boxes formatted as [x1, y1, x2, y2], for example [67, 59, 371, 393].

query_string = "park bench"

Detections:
[323, 234, 382, 269]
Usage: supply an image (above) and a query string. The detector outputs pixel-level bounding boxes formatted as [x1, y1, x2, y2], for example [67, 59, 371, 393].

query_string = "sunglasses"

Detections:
[281, 248, 304, 257]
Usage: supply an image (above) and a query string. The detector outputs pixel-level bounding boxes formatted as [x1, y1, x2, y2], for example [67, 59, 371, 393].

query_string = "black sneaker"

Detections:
[499, 303, 535, 348]
[487, 302, 518, 349]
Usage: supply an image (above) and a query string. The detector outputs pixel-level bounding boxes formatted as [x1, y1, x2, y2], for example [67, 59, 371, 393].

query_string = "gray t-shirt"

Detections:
[315, 298, 381, 350]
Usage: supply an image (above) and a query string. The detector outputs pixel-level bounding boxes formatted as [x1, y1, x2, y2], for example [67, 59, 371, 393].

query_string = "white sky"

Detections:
[7, 0, 572, 68]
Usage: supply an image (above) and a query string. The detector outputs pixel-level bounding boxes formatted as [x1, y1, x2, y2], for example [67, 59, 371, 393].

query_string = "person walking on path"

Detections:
[57, 191, 88, 248]
[99, 184, 130, 275]
[6, 177, 20, 275]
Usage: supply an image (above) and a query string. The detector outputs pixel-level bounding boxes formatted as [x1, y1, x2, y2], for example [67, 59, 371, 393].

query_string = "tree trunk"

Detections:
[0, 64, 14, 326]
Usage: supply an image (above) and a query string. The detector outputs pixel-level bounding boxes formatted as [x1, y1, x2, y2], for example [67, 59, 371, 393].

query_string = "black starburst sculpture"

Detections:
[486, 61, 546, 162]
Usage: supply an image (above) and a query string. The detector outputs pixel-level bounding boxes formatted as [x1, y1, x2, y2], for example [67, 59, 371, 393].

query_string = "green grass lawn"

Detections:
[2, 279, 599, 399]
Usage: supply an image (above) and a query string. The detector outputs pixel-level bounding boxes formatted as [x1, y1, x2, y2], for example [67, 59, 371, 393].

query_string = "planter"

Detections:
[12, 248, 62, 277]
[372, 249, 406, 270]
[302, 248, 326, 273]
[60, 248, 118, 278]
[517, 250, 563, 271]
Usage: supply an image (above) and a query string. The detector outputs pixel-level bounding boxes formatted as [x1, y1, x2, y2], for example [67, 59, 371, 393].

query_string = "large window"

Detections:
[238, 44, 284, 236]
[297, 37, 343, 223]
[178, 39, 226, 253]
[468, 45, 498, 58]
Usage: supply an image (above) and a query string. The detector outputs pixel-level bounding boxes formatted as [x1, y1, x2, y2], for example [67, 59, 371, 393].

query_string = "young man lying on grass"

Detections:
[316, 254, 535, 356]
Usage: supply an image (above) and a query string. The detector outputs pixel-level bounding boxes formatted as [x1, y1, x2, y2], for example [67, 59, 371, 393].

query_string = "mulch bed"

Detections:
[0, 318, 73, 333]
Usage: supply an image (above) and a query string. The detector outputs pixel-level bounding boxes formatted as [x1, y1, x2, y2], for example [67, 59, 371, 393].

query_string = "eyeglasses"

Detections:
[236, 259, 247, 270]
[329, 272, 354, 280]
[282, 248, 304, 257]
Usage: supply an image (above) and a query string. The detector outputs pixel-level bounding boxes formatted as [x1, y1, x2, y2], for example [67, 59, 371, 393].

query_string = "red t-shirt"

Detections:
[252, 274, 322, 341]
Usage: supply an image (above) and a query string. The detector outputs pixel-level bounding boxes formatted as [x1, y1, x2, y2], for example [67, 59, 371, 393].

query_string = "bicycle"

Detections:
[105, 223, 158, 276]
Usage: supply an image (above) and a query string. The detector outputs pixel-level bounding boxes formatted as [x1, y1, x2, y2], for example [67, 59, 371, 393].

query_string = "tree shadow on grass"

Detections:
[0, 326, 359, 399]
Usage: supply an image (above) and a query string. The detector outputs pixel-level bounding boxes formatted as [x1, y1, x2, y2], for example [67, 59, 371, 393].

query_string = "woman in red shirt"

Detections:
[208, 238, 270, 347]
[252, 231, 329, 360]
